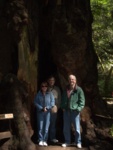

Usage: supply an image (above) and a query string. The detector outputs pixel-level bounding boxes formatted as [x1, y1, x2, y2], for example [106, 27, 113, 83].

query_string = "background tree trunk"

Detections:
[0, 0, 38, 149]
[0, 74, 36, 150]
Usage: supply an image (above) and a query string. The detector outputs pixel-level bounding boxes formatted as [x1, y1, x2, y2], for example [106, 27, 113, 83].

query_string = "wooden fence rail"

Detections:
[0, 113, 14, 140]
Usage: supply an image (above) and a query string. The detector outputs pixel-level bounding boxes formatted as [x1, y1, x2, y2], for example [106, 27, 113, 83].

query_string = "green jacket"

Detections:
[61, 85, 85, 112]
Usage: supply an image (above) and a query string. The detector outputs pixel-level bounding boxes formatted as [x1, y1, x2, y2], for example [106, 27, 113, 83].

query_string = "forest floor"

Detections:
[1, 139, 113, 150]
[35, 144, 88, 150]
[35, 140, 113, 150]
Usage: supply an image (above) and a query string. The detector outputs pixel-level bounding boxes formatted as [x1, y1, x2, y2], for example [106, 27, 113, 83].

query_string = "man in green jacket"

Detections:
[61, 74, 85, 149]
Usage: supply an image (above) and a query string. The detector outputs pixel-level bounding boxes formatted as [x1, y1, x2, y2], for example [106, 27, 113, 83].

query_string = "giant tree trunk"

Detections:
[38, 0, 93, 100]
[37, 0, 111, 146]
[0, 0, 38, 150]
[37, 0, 104, 114]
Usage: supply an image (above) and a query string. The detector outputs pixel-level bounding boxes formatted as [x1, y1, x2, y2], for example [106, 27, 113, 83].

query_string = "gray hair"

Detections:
[68, 74, 76, 80]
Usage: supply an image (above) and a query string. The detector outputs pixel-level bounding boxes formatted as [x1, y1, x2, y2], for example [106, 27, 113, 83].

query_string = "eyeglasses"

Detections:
[41, 85, 48, 88]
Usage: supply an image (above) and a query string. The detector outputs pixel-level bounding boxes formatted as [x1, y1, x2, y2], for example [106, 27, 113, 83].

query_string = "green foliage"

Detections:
[98, 73, 113, 97]
[91, 0, 113, 96]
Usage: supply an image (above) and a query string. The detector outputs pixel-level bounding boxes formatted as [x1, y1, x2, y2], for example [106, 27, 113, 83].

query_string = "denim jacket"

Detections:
[34, 91, 55, 111]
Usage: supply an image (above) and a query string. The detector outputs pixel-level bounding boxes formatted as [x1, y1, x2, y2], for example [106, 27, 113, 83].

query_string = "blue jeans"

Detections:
[49, 112, 57, 140]
[37, 110, 50, 142]
[63, 110, 81, 144]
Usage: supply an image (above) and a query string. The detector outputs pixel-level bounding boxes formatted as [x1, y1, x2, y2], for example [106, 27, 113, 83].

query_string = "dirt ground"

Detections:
[35, 144, 88, 150]
[1, 137, 113, 150]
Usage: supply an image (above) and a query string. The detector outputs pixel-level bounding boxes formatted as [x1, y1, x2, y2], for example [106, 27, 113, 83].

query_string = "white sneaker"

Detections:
[77, 143, 82, 149]
[43, 142, 48, 146]
[39, 141, 43, 146]
[62, 143, 68, 147]
[51, 139, 58, 143]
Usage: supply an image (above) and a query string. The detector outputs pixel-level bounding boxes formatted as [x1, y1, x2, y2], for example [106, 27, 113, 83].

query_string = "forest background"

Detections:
[91, 0, 113, 97]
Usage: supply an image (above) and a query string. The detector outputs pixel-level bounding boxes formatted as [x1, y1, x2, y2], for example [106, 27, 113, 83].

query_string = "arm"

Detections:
[50, 92, 55, 108]
[34, 93, 43, 111]
[46, 92, 55, 110]
[76, 88, 85, 112]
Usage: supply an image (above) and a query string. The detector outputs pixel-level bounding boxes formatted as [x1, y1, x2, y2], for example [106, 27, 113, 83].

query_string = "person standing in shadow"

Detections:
[47, 75, 61, 143]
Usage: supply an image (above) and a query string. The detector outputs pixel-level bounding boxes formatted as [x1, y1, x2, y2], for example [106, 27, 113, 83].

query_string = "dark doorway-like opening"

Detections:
[37, 37, 64, 143]
[38, 37, 57, 85]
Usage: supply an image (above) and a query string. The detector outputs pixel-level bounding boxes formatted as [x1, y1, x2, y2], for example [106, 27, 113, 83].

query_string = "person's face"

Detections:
[41, 83, 48, 92]
[68, 75, 76, 87]
[48, 77, 55, 87]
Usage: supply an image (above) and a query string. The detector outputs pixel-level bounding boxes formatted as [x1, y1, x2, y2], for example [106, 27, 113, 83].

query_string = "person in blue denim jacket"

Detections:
[34, 81, 55, 146]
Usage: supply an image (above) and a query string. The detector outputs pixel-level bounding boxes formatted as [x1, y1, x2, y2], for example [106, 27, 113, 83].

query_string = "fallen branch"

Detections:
[95, 114, 113, 120]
